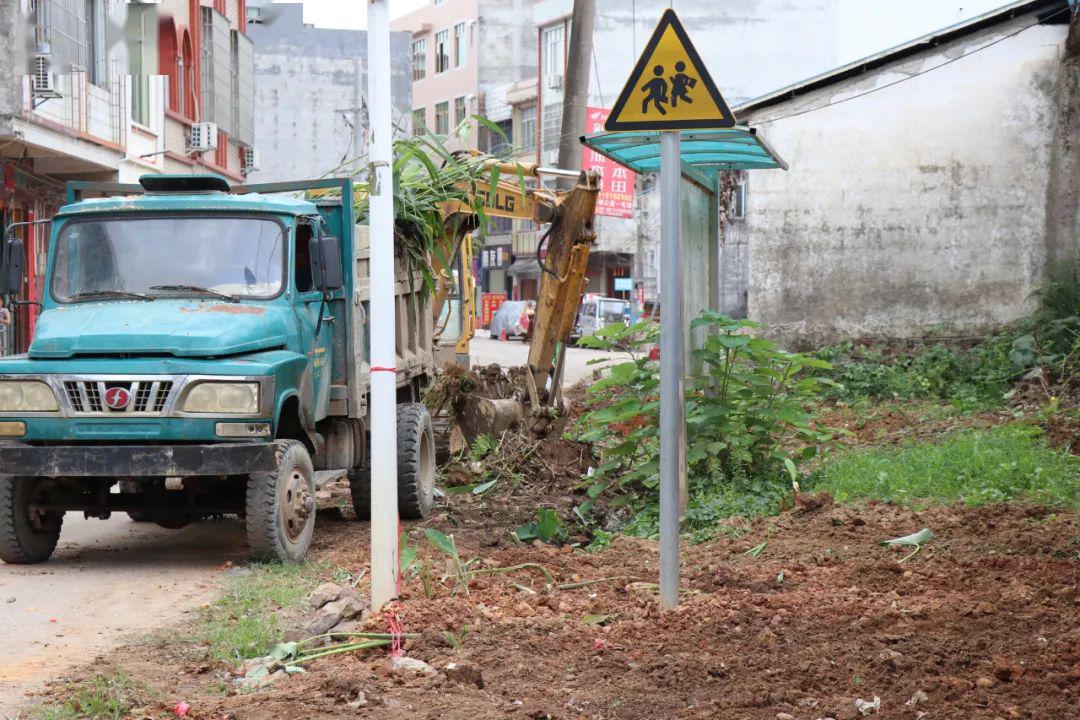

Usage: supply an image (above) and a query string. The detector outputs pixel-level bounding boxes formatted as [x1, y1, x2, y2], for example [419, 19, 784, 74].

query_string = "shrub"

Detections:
[576, 313, 836, 536]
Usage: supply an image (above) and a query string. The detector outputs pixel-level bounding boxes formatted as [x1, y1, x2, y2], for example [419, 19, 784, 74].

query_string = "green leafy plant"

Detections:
[425, 528, 478, 594]
[576, 312, 836, 536]
[512, 507, 567, 544]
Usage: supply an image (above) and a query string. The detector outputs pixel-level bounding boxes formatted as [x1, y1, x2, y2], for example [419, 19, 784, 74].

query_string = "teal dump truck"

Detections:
[0, 175, 436, 564]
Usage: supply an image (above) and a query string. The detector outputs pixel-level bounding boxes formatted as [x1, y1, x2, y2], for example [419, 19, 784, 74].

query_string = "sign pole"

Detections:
[658, 129, 684, 610]
[367, 0, 399, 612]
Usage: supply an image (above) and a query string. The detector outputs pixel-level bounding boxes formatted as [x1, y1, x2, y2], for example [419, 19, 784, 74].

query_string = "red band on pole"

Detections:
[371, 366, 397, 373]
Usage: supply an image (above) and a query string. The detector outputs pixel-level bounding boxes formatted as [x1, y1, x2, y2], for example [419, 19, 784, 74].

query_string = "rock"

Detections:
[445, 662, 485, 688]
[347, 692, 368, 708]
[238, 668, 285, 690]
[326, 593, 370, 622]
[776, 713, 796, 720]
[307, 582, 344, 609]
[305, 604, 345, 636]
[905, 691, 929, 706]
[330, 619, 366, 636]
[5, 597, 14, 603]
[392, 656, 438, 677]
[976, 676, 996, 688]
[756, 627, 778, 648]
[854, 696, 880, 716]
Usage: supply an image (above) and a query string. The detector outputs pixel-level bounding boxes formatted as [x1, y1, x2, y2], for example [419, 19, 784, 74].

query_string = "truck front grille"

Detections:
[63, 380, 174, 415]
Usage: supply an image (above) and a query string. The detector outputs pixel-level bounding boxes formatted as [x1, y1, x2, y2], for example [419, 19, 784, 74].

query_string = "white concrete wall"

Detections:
[738, 17, 1074, 346]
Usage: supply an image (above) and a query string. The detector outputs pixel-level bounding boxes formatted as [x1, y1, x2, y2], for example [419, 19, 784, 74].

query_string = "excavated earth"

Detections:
[32, 492, 1079, 720]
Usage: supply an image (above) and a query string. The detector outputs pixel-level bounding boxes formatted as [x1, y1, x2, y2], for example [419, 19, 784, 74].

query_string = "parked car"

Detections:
[574, 297, 631, 340]
[490, 300, 535, 340]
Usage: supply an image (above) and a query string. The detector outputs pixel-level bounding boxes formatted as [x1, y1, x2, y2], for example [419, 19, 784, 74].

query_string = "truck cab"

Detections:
[0, 175, 436, 564]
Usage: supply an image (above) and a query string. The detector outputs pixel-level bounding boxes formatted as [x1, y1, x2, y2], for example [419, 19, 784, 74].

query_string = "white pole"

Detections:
[658, 130, 684, 610]
[367, 0, 398, 612]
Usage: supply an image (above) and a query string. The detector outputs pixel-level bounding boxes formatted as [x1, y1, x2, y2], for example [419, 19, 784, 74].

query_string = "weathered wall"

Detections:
[737, 17, 1073, 347]
[248, 3, 412, 182]
[0, 0, 20, 133]
[1045, 11, 1080, 266]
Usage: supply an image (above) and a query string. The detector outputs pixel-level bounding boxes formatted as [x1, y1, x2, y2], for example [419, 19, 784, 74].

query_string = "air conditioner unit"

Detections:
[187, 122, 218, 153]
[546, 73, 563, 90]
[31, 51, 60, 99]
[242, 146, 260, 175]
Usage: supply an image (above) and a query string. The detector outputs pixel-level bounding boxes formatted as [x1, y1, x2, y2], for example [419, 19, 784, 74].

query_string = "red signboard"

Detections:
[584, 107, 635, 219]
[481, 292, 506, 328]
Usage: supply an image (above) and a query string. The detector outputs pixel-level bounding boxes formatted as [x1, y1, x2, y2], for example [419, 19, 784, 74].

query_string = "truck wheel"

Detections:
[347, 466, 371, 521]
[397, 403, 435, 519]
[0, 478, 63, 564]
[348, 403, 436, 521]
[245, 440, 315, 564]
[127, 511, 153, 522]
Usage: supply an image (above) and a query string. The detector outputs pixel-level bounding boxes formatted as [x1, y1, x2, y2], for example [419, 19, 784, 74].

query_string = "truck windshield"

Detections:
[600, 300, 628, 323]
[51, 215, 285, 302]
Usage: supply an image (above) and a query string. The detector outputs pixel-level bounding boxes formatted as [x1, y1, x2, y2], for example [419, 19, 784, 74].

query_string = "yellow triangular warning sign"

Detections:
[605, 9, 736, 131]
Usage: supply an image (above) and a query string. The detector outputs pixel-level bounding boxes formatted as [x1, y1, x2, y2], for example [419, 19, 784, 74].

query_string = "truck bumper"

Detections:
[0, 442, 279, 478]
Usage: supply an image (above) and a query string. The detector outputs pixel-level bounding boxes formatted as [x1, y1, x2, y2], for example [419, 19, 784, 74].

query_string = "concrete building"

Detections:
[530, 0, 843, 305]
[0, 0, 255, 355]
[392, 0, 539, 151]
[245, 2, 412, 182]
[155, 0, 254, 182]
[0, 0, 173, 354]
[732, 0, 1079, 347]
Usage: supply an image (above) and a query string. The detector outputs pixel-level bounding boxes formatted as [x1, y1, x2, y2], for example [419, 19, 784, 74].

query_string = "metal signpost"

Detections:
[367, 0, 399, 612]
[604, 9, 736, 609]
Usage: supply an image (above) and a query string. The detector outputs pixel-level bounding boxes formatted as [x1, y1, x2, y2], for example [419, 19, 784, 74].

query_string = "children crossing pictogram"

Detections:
[604, 9, 735, 131]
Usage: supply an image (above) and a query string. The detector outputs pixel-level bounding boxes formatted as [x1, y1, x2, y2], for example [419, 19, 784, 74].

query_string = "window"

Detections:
[434, 101, 449, 135]
[487, 118, 512, 154]
[52, 216, 285, 302]
[454, 96, 467, 128]
[412, 108, 426, 136]
[542, 102, 561, 152]
[435, 29, 450, 73]
[453, 22, 467, 68]
[411, 38, 426, 81]
[518, 105, 536, 152]
[542, 24, 564, 80]
[35, 0, 105, 85]
[295, 222, 314, 293]
[201, 8, 233, 131]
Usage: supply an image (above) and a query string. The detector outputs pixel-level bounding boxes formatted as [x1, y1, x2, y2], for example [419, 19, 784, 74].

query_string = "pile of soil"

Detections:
[69, 497, 1077, 720]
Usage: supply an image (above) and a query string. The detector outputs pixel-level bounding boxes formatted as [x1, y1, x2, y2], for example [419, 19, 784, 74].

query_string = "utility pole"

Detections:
[556, 0, 596, 187]
[367, 0, 399, 612]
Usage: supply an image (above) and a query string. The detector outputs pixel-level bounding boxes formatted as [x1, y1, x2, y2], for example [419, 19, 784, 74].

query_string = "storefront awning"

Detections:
[506, 257, 541, 276]
[581, 126, 787, 190]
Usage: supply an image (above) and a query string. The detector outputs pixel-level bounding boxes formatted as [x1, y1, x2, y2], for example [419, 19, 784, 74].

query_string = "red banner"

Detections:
[584, 107, 635, 219]
[481, 292, 506, 328]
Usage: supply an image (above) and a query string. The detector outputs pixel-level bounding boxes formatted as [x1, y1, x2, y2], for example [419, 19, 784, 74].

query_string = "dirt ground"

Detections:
[31, 485, 1079, 720]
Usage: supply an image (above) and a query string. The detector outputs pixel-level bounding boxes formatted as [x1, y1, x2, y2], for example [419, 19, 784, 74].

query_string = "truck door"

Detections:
[293, 218, 332, 420]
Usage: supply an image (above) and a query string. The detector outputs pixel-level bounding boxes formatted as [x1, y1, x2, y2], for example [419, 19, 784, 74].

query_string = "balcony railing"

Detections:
[22, 70, 124, 149]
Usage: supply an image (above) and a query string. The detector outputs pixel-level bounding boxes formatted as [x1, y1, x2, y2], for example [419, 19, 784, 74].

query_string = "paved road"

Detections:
[469, 335, 622, 386]
[0, 338, 619, 714]
[0, 515, 247, 714]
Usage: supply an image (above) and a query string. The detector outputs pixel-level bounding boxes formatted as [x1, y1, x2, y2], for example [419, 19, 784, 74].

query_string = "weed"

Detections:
[577, 313, 836, 535]
[512, 507, 567, 544]
[425, 528, 477, 594]
[585, 529, 614, 552]
[811, 424, 1080, 508]
[198, 563, 320, 662]
[30, 671, 149, 720]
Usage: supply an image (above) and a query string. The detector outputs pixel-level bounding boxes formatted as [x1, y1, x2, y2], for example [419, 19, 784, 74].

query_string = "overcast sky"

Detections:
[292, 0, 1011, 64]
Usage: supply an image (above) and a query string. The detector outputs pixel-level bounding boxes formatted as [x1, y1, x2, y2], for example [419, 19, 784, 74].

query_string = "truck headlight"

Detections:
[181, 382, 260, 414]
[0, 381, 59, 412]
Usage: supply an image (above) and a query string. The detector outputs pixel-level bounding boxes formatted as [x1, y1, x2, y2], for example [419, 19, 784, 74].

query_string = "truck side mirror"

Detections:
[309, 234, 343, 291]
[0, 238, 23, 296]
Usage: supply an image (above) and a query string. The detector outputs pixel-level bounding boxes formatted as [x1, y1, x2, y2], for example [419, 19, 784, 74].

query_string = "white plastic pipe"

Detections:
[658, 130, 684, 610]
[367, 0, 398, 612]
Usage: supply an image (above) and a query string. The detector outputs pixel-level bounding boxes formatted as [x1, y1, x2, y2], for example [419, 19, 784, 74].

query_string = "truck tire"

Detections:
[245, 440, 315, 564]
[348, 403, 436, 521]
[397, 403, 435, 519]
[0, 478, 63, 564]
